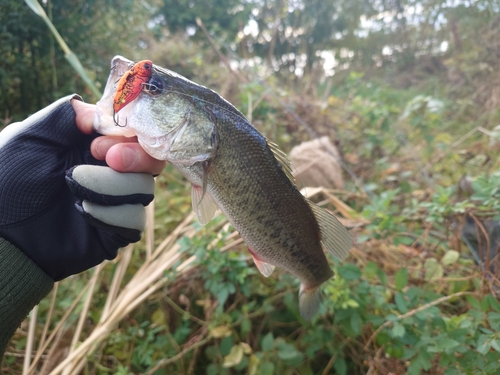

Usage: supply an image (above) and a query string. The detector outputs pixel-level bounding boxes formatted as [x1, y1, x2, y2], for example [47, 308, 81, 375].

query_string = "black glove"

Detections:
[0, 95, 155, 281]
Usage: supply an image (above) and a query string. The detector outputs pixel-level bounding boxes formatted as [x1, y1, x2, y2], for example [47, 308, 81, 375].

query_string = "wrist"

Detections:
[0, 238, 54, 362]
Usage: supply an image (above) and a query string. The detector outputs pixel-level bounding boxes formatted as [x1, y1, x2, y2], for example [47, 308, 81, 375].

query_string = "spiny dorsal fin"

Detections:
[266, 137, 295, 183]
[308, 201, 352, 260]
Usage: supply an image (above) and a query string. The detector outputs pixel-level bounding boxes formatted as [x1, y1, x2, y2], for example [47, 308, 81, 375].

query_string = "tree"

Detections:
[0, 0, 156, 122]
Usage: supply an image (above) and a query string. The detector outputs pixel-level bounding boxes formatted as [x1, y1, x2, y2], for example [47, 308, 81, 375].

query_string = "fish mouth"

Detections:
[94, 56, 137, 137]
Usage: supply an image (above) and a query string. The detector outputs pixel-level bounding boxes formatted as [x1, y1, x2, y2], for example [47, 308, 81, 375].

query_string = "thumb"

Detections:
[72, 99, 96, 135]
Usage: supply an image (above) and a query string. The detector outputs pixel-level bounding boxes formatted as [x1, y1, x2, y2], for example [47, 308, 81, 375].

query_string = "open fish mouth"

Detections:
[94, 56, 138, 137]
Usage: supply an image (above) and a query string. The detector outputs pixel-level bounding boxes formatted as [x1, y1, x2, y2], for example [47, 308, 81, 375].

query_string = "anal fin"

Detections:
[308, 201, 352, 260]
[191, 184, 218, 225]
[250, 252, 275, 277]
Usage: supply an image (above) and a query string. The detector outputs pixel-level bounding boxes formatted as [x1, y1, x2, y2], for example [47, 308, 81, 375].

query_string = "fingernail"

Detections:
[122, 146, 138, 168]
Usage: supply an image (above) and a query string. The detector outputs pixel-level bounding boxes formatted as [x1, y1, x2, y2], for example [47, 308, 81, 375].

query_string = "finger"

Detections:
[72, 100, 96, 135]
[91, 135, 138, 160]
[105, 143, 166, 174]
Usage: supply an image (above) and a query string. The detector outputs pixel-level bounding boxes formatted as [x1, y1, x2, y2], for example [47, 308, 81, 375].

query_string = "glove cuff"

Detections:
[0, 238, 54, 363]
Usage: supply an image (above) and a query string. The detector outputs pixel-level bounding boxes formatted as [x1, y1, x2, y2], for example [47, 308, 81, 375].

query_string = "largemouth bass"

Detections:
[94, 56, 352, 319]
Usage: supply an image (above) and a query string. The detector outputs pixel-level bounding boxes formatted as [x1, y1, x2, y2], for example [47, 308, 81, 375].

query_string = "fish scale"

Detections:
[94, 56, 352, 319]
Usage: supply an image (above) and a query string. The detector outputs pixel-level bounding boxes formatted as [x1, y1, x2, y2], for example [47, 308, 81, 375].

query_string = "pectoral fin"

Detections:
[191, 185, 218, 225]
[248, 249, 275, 277]
[308, 201, 352, 260]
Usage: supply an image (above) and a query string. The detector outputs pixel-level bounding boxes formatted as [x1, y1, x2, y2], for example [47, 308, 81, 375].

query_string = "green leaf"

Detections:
[277, 343, 301, 361]
[391, 322, 406, 338]
[364, 261, 378, 279]
[403, 347, 418, 359]
[424, 258, 443, 280]
[338, 264, 362, 280]
[218, 287, 229, 307]
[407, 359, 421, 375]
[223, 345, 244, 368]
[489, 312, 500, 330]
[394, 268, 409, 290]
[241, 317, 252, 336]
[276, 341, 304, 366]
[487, 295, 500, 312]
[211, 325, 232, 338]
[477, 341, 492, 355]
[261, 332, 274, 351]
[386, 344, 404, 358]
[350, 311, 363, 335]
[467, 295, 481, 310]
[441, 250, 459, 265]
[491, 339, 500, 352]
[459, 319, 472, 329]
[248, 355, 260, 375]
[481, 297, 491, 312]
[206, 364, 220, 375]
[416, 351, 432, 370]
[260, 362, 275, 375]
[220, 336, 233, 356]
[375, 331, 391, 346]
[395, 292, 408, 314]
[437, 338, 460, 350]
[333, 357, 347, 375]
[444, 368, 460, 375]
[377, 269, 388, 285]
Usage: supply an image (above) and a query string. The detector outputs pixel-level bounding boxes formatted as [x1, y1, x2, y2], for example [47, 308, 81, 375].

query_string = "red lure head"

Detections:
[113, 60, 153, 114]
[130, 60, 153, 77]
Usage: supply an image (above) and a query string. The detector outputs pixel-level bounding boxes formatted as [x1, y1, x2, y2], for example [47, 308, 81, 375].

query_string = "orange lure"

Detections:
[113, 60, 153, 113]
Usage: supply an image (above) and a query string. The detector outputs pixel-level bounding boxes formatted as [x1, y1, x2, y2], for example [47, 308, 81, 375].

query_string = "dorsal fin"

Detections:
[266, 137, 295, 183]
[307, 201, 352, 260]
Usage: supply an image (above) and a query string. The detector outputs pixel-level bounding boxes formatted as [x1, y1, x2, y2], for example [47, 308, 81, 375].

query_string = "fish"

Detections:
[113, 59, 153, 117]
[94, 55, 352, 320]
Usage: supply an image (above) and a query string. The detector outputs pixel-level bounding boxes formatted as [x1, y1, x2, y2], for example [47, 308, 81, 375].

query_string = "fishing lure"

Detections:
[113, 60, 153, 124]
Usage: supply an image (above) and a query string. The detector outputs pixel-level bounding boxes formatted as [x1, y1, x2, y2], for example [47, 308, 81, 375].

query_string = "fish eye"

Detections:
[142, 77, 164, 96]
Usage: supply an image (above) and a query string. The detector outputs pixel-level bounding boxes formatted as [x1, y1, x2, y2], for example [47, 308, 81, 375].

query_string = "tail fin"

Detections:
[299, 284, 323, 320]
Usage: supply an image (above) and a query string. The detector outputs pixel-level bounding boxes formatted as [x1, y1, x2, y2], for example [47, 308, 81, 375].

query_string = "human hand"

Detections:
[72, 99, 165, 174]
[0, 95, 166, 281]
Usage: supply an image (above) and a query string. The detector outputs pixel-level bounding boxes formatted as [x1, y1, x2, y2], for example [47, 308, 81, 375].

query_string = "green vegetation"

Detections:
[3, 0, 500, 374]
